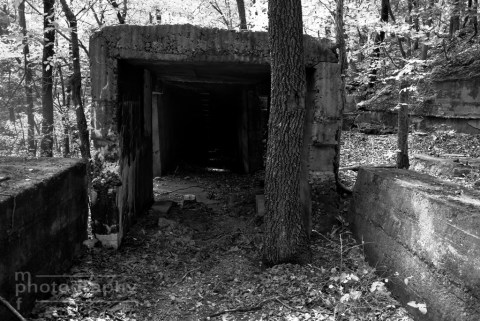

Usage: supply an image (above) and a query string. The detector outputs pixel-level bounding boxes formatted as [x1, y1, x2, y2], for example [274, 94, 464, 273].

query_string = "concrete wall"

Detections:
[354, 78, 480, 134]
[0, 158, 88, 320]
[309, 62, 344, 230]
[431, 79, 480, 118]
[348, 168, 480, 321]
[116, 63, 153, 247]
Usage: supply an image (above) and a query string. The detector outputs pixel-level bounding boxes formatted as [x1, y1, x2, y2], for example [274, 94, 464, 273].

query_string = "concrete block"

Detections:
[0, 157, 88, 319]
[349, 168, 480, 321]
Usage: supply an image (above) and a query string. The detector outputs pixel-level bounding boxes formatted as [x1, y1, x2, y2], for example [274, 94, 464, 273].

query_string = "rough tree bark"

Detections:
[40, 0, 55, 157]
[19, 0, 36, 156]
[236, 0, 247, 30]
[59, 0, 91, 159]
[263, 0, 310, 266]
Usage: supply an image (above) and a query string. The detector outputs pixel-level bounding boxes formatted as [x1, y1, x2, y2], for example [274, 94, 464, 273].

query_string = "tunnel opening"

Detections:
[121, 59, 271, 175]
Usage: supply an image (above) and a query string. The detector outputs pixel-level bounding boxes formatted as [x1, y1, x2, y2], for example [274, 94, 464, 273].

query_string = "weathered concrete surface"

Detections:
[353, 78, 480, 134]
[90, 24, 336, 142]
[348, 168, 480, 321]
[90, 25, 335, 127]
[411, 154, 480, 177]
[0, 157, 88, 320]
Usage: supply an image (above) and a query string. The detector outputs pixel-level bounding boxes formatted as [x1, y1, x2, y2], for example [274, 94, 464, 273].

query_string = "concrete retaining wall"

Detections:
[348, 168, 480, 321]
[0, 158, 88, 320]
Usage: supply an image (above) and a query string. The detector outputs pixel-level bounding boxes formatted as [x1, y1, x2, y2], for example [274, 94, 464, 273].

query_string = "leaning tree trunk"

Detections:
[60, 0, 91, 159]
[236, 0, 247, 30]
[108, 0, 126, 24]
[19, 0, 36, 156]
[40, 0, 55, 157]
[263, 0, 310, 266]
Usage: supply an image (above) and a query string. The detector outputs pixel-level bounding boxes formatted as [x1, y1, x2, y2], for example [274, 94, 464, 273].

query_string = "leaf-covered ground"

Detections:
[28, 169, 412, 321]
[340, 129, 480, 189]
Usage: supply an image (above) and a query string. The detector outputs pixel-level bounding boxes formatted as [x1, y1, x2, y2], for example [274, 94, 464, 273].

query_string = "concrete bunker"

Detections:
[90, 24, 343, 248]
[121, 59, 271, 174]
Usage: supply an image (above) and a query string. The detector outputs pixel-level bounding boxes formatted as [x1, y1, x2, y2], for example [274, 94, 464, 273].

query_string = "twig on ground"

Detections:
[339, 164, 396, 171]
[275, 297, 308, 314]
[172, 267, 201, 286]
[0, 295, 27, 321]
[208, 296, 277, 319]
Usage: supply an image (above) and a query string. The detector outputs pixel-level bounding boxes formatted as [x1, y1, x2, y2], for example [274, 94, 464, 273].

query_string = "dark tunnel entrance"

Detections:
[121, 59, 271, 176]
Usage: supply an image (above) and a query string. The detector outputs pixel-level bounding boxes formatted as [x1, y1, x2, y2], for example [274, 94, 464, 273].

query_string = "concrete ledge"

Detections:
[0, 157, 88, 319]
[411, 153, 480, 177]
[348, 168, 480, 321]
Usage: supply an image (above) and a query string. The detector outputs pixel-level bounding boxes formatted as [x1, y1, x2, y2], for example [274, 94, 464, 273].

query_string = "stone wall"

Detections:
[348, 168, 480, 321]
[0, 158, 88, 320]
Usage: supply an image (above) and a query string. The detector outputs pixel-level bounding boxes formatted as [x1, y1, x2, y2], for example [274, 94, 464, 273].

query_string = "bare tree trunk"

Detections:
[108, 0, 126, 24]
[263, 0, 310, 266]
[210, 0, 233, 29]
[450, 0, 461, 36]
[236, 0, 247, 30]
[59, 0, 91, 159]
[474, 0, 479, 36]
[413, 0, 419, 50]
[369, 0, 389, 85]
[463, 0, 473, 27]
[398, 37, 407, 58]
[336, 0, 347, 74]
[397, 81, 410, 169]
[19, 1, 36, 156]
[334, 0, 347, 187]
[40, 0, 55, 157]
[57, 64, 70, 157]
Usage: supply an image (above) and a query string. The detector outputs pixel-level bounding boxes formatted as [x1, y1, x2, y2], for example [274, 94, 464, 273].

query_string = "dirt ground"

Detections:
[27, 165, 413, 321]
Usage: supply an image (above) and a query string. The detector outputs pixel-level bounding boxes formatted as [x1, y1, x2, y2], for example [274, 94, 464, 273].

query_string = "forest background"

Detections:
[0, 0, 477, 157]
